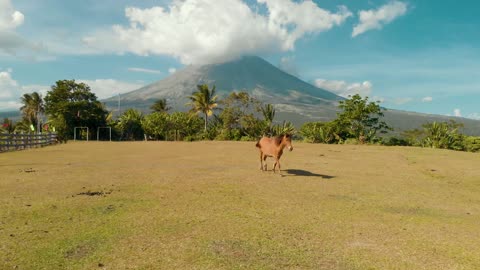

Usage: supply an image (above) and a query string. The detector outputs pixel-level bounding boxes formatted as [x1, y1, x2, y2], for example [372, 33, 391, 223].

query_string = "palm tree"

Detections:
[14, 120, 31, 133]
[20, 92, 44, 132]
[261, 103, 275, 135]
[422, 121, 461, 149]
[188, 84, 218, 132]
[272, 121, 295, 136]
[150, 98, 171, 113]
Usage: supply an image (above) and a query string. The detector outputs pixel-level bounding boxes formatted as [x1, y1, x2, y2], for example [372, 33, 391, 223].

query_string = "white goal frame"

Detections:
[97, 127, 112, 141]
[74, 127, 89, 141]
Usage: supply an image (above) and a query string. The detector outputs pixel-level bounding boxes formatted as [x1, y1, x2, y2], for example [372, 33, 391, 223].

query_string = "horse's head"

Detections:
[283, 134, 293, 151]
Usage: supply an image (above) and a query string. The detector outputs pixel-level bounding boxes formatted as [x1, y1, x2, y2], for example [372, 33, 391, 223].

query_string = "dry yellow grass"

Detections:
[1, 141, 480, 269]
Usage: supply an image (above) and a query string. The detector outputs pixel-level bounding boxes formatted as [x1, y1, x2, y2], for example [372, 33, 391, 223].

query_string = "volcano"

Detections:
[103, 56, 480, 135]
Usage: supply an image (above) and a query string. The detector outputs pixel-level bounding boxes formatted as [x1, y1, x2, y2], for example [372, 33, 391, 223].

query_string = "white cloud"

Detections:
[393, 97, 413, 105]
[21, 84, 50, 97]
[168, 67, 177, 74]
[0, 73, 144, 111]
[453, 108, 461, 117]
[0, 69, 50, 111]
[468, 113, 480, 120]
[0, 100, 21, 111]
[128, 67, 162, 74]
[0, 0, 24, 30]
[352, 1, 407, 37]
[372, 96, 385, 103]
[78, 79, 144, 99]
[314, 78, 372, 98]
[84, 0, 352, 65]
[0, 1, 48, 58]
[0, 0, 26, 54]
[0, 69, 19, 100]
[421, 96, 433, 102]
[279, 55, 298, 76]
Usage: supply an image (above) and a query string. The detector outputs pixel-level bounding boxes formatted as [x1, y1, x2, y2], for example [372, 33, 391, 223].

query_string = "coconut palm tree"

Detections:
[150, 98, 171, 113]
[261, 103, 275, 135]
[20, 92, 44, 132]
[188, 84, 218, 132]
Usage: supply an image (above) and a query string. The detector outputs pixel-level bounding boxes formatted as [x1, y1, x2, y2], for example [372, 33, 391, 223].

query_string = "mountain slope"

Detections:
[104, 56, 342, 110]
[103, 56, 480, 135]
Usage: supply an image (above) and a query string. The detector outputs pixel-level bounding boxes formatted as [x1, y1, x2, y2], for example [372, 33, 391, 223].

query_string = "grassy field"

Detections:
[1, 141, 480, 270]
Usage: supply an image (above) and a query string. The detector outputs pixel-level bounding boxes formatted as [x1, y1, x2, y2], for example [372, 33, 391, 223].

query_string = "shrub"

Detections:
[422, 121, 464, 150]
[464, 136, 480, 152]
[384, 137, 410, 146]
[343, 138, 359, 145]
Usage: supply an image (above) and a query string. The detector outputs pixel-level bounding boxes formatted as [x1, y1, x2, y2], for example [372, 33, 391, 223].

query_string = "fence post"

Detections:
[12, 133, 15, 151]
[18, 132, 21, 151]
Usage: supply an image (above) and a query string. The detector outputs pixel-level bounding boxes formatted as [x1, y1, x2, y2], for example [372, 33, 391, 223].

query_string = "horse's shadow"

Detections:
[283, 169, 335, 179]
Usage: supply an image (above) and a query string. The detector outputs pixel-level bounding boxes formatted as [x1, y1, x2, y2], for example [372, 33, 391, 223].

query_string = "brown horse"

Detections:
[255, 134, 293, 173]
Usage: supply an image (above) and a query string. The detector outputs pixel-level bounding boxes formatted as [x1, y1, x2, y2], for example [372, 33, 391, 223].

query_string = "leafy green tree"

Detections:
[20, 92, 44, 132]
[463, 136, 480, 152]
[188, 84, 219, 132]
[336, 94, 390, 142]
[239, 114, 268, 140]
[141, 112, 170, 140]
[48, 114, 69, 142]
[168, 112, 203, 141]
[117, 109, 144, 141]
[44, 80, 108, 141]
[216, 91, 261, 140]
[150, 98, 170, 113]
[401, 128, 425, 146]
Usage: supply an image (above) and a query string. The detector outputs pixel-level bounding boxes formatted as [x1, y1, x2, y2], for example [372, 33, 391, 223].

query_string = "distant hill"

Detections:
[0, 111, 21, 121]
[103, 56, 480, 135]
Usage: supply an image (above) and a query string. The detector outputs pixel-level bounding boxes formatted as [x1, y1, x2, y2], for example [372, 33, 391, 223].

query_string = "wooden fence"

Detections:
[0, 133, 58, 152]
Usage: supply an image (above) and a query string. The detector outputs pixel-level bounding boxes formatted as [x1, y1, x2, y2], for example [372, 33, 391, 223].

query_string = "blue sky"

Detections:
[0, 0, 479, 119]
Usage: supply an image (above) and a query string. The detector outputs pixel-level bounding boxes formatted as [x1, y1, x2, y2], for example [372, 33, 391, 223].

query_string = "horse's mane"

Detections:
[273, 135, 283, 146]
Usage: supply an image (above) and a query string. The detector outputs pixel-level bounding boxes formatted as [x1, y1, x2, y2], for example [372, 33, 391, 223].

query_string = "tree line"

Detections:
[1, 79, 479, 152]
[1, 80, 294, 142]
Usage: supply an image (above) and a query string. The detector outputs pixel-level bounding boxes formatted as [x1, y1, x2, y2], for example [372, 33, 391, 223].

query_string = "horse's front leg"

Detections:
[273, 157, 278, 173]
[259, 152, 264, 171]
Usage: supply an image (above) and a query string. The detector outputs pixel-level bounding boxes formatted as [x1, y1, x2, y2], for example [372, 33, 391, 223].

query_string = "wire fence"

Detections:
[0, 133, 58, 152]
